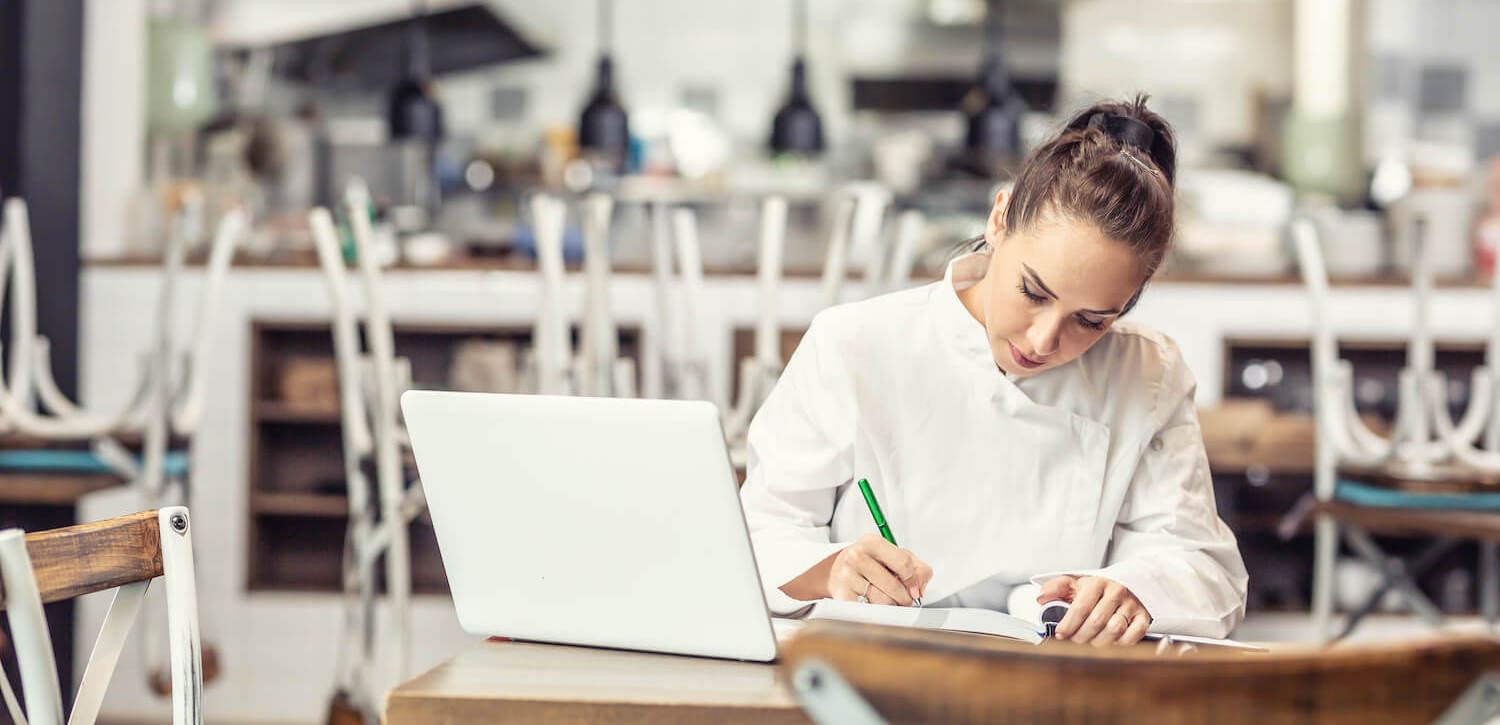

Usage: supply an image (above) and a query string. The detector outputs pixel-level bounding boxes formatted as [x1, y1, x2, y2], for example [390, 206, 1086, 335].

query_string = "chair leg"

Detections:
[1482, 542, 1499, 628]
[1333, 576, 1394, 641]
[0, 529, 65, 725]
[158, 507, 203, 725]
[1334, 536, 1459, 640]
[0, 528, 65, 725]
[1313, 514, 1338, 641]
[385, 507, 412, 681]
[1343, 527, 1451, 629]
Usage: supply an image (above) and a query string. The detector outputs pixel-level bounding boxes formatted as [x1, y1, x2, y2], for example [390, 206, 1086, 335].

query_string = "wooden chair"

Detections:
[779, 620, 1500, 724]
[0, 507, 201, 725]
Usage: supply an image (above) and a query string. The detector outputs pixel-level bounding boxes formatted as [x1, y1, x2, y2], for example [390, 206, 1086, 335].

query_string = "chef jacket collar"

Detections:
[937, 251, 1011, 375]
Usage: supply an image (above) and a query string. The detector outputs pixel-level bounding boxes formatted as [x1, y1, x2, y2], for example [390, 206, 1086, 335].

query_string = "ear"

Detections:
[984, 188, 1010, 247]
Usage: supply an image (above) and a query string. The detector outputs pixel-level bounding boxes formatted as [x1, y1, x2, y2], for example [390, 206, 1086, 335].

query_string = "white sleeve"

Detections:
[740, 313, 857, 613]
[1031, 351, 1249, 638]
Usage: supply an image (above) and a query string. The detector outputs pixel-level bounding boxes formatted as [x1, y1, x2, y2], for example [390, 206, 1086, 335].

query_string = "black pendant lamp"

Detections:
[578, 0, 629, 171]
[388, 2, 443, 142]
[770, 0, 823, 156]
[962, 0, 1023, 162]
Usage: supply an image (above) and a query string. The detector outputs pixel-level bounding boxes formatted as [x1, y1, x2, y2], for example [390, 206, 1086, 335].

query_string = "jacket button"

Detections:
[1150, 436, 1164, 451]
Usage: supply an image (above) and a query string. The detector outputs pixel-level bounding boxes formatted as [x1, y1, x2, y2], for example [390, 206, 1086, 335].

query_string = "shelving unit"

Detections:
[245, 318, 641, 594]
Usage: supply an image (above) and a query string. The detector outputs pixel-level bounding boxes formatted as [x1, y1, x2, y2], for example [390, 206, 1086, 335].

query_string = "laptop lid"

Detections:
[401, 391, 777, 662]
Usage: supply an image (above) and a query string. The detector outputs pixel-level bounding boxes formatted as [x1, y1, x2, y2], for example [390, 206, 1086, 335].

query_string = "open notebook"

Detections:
[781, 598, 1266, 651]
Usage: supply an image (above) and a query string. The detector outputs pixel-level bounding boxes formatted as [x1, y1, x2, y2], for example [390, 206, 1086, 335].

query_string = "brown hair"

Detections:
[972, 94, 1177, 313]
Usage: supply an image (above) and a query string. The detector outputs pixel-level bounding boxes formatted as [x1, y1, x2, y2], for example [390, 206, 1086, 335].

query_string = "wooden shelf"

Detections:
[244, 318, 625, 593]
[256, 401, 342, 424]
[252, 491, 350, 518]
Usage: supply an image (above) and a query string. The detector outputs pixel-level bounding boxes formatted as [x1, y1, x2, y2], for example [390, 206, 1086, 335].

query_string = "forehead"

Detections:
[1007, 216, 1146, 309]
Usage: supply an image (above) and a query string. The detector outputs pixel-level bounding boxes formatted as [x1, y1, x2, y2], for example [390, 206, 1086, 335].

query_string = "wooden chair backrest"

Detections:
[0, 510, 162, 609]
[780, 620, 1500, 724]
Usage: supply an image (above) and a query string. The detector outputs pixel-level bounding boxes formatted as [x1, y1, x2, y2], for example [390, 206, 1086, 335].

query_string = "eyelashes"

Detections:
[1017, 281, 1107, 331]
[1018, 281, 1047, 305]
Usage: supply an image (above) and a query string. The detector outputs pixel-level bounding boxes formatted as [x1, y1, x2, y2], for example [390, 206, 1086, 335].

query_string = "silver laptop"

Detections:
[401, 391, 778, 662]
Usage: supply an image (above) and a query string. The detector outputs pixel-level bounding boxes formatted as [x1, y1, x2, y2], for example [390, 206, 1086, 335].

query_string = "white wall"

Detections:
[1058, 0, 1294, 165]
[80, 0, 146, 260]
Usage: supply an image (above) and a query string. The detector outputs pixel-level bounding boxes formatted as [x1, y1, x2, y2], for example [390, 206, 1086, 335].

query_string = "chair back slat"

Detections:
[0, 509, 162, 608]
[782, 621, 1500, 724]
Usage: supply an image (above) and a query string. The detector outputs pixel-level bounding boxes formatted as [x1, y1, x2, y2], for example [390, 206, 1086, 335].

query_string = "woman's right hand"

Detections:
[828, 534, 934, 606]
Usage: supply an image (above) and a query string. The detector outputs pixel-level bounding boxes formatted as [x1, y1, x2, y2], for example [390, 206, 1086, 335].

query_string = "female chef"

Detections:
[739, 96, 1247, 646]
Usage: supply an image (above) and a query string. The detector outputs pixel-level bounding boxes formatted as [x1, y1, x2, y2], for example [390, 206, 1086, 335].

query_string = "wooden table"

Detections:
[384, 637, 807, 724]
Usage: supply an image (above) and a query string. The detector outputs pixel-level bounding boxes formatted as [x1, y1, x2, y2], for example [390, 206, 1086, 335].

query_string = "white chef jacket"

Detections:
[740, 252, 1248, 638]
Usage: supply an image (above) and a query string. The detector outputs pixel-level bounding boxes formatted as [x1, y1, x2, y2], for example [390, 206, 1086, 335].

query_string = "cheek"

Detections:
[986, 294, 1032, 338]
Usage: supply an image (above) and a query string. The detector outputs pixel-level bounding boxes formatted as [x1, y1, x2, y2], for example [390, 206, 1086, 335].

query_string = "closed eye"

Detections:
[1075, 315, 1105, 331]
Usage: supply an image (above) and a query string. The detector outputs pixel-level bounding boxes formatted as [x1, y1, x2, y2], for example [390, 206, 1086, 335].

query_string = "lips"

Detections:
[1008, 341, 1045, 369]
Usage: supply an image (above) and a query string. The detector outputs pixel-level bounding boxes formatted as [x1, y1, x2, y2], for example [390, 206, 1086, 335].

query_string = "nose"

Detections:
[1028, 312, 1063, 358]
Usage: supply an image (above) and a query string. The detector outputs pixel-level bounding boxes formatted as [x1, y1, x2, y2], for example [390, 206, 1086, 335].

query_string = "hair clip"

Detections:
[1118, 148, 1162, 177]
[1086, 111, 1156, 152]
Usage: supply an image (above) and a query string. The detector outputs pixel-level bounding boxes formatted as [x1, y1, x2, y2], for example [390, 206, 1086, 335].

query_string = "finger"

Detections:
[828, 572, 859, 601]
[830, 555, 876, 601]
[852, 553, 913, 606]
[1090, 610, 1131, 648]
[1036, 575, 1076, 603]
[1055, 579, 1104, 639]
[1072, 586, 1126, 643]
[1121, 611, 1152, 645]
[865, 541, 919, 582]
[914, 560, 935, 599]
[828, 559, 865, 601]
[865, 582, 898, 606]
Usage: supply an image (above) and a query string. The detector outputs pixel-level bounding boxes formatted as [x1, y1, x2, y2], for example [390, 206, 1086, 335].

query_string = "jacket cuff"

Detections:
[751, 539, 849, 616]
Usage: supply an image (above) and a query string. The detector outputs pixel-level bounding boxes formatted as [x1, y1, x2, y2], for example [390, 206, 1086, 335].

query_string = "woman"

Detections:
[740, 96, 1247, 646]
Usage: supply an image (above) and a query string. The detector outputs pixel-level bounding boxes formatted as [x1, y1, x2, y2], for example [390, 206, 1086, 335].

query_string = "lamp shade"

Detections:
[578, 55, 629, 169]
[770, 58, 824, 156]
[389, 78, 443, 141]
[388, 15, 443, 141]
[963, 54, 1022, 158]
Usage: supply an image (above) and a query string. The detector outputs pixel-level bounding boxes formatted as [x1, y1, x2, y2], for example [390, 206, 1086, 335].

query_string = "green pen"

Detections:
[855, 478, 922, 607]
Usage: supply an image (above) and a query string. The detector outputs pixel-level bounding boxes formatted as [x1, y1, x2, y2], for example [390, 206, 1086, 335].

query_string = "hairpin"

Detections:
[1118, 148, 1161, 177]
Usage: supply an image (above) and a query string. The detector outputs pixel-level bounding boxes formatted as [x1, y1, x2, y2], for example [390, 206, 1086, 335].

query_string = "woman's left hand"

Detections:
[1037, 575, 1152, 646]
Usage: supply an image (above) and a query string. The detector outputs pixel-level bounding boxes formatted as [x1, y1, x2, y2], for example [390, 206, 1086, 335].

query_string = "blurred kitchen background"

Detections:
[5, 0, 1500, 721]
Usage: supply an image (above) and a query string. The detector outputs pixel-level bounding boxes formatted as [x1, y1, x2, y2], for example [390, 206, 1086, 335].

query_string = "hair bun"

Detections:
[1085, 112, 1155, 151]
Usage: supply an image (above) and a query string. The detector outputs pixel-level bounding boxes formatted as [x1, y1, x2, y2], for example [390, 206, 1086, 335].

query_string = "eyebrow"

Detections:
[1022, 264, 1123, 317]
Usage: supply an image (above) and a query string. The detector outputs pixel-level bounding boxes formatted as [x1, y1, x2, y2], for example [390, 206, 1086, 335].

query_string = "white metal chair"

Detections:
[527, 193, 574, 396]
[307, 194, 425, 721]
[0, 196, 244, 502]
[665, 205, 711, 402]
[882, 209, 927, 295]
[523, 192, 636, 399]
[0, 196, 239, 696]
[1291, 216, 1500, 641]
[722, 197, 789, 464]
[0, 506, 202, 725]
[822, 185, 891, 309]
[577, 193, 637, 398]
